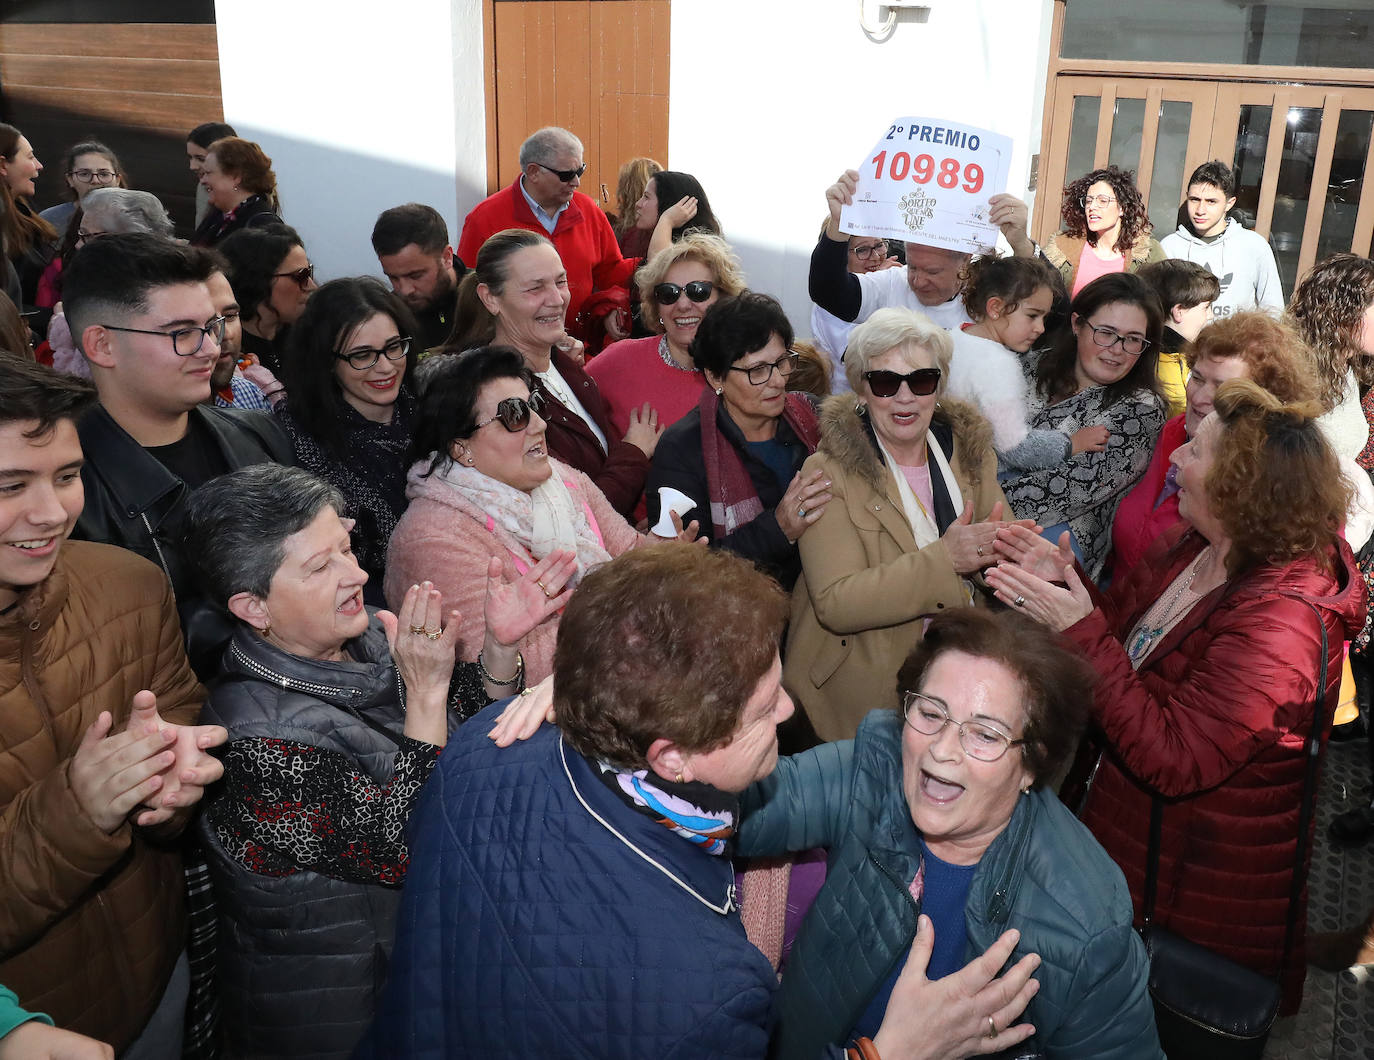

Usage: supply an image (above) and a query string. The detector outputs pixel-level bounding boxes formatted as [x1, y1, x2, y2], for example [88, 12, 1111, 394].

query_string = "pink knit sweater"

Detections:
[384, 458, 642, 684]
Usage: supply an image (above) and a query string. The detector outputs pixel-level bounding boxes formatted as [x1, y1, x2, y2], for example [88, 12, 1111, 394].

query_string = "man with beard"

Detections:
[205, 264, 278, 410]
[372, 203, 465, 351]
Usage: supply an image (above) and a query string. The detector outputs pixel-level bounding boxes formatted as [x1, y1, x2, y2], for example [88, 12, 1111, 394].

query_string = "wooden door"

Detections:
[1036, 76, 1220, 247]
[484, 0, 669, 218]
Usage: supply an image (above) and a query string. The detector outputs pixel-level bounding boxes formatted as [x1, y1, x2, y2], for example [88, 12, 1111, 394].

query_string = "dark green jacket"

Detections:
[739, 711, 1162, 1059]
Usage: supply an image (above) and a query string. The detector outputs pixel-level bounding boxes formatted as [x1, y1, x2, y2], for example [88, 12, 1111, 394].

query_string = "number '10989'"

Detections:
[870, 151, 984, 193]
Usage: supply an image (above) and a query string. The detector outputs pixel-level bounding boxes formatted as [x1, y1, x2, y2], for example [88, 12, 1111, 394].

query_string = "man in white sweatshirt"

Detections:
[1160, 160, 1284, 319]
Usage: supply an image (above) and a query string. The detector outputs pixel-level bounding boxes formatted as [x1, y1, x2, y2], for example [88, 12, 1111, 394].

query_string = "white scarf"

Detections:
[437, 459, 612, 580]
[874, 429, 973, 601]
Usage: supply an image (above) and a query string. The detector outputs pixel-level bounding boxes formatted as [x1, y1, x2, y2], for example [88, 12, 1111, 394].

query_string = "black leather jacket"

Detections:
[73, 403, 293, 677]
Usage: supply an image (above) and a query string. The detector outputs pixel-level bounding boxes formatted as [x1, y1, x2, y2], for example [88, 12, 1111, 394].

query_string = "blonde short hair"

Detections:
[844, 307, 953, 396]
[635, 232, 746, 334]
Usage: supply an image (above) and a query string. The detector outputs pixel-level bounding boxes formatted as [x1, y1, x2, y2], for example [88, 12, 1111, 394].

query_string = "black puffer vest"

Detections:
[198, 615, 409, 1060]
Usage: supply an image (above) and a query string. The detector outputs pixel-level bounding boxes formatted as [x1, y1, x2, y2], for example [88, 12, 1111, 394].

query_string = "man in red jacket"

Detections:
[456, 127, 636, 341]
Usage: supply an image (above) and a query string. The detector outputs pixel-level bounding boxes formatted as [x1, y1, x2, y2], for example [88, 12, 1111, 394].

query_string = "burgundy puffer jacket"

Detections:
[1061, 523, 1365, 1013]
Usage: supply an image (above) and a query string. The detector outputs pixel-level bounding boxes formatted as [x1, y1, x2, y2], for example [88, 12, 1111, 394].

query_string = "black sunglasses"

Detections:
[535, 161, 588, 183]
[863, 368, 942, 398]
[274, 264, 316, 289]
[472, 392, 546, 434]
[653, 280, 714, 305]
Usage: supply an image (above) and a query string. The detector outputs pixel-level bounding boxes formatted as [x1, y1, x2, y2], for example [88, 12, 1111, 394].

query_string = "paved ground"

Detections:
[1265, 738, 1374, 1059]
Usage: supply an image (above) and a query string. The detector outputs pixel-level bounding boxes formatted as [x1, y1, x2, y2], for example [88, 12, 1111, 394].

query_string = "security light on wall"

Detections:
[859, 0, 932, 40]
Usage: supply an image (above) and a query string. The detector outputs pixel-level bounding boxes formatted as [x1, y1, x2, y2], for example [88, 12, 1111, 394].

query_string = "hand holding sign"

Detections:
[839, 117, 1013, 255]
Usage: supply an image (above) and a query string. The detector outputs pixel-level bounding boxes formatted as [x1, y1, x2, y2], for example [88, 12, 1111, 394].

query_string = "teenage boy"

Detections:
[1160, 160, 1282, 319]
[0, 357, 225, 1058]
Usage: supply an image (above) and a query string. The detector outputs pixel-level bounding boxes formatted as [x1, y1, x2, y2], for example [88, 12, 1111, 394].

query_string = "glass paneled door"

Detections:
[1038, 77, 1374, 299]
[1035, 78, 1220, 249]
[1213, 84, 1374, 296]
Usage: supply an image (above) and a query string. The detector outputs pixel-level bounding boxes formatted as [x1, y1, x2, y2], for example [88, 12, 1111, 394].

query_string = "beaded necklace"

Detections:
[657, 336, 697, 373]
[1125, 547, 1213, 664]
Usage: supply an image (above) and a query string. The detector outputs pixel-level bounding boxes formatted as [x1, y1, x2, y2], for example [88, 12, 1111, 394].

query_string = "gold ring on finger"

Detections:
[423, 628, 442, 640]
[409, 624, 426, 635]
[1014, 595, 1026, 608]
[977, 546, 984, 556]
[987, 1015, 996, 1039]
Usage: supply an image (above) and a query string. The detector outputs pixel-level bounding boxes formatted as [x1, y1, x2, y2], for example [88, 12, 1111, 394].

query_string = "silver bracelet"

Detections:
[478, 648, 524, 688]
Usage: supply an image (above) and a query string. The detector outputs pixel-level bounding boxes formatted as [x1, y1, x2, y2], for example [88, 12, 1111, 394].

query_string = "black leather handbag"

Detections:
[1139, 599, 1328, 1059]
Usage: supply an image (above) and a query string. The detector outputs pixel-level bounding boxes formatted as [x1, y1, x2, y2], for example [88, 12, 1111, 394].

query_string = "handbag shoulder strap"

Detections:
[1141, 595, 1329, 981]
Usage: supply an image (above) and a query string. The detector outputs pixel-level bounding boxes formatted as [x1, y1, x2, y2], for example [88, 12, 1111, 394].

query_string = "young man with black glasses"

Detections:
[63, 232, 292, 678]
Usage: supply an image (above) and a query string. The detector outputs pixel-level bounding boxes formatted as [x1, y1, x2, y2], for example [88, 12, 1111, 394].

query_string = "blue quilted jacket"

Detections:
[359, 707, 776, 1058]
[738, 711, 1163, 1059]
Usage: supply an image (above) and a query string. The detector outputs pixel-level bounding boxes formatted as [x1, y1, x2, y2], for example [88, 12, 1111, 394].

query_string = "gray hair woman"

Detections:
[47, 188, 177, 376]
[77, 188, 174, 244]
[784, 307, 1030, 742]
[183, 463, 570, 1059]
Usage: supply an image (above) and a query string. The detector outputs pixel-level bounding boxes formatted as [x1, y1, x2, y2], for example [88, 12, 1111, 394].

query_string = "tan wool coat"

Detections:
[783, 396, 1007, 742]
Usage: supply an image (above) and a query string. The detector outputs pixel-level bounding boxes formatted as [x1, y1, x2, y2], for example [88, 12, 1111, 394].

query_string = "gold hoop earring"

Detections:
[854, 401, 867, 415]
[674, 771, 684, 784]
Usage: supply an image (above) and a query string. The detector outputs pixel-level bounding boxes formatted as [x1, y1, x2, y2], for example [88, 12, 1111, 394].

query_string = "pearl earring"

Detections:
[715, 386, 723, 396]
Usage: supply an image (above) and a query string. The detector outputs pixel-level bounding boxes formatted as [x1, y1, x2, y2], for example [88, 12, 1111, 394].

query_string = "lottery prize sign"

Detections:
[839, 117, 1013, 255]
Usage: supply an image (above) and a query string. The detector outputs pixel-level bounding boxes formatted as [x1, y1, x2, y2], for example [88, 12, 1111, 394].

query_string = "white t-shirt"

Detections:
[854, 266, 972, 330]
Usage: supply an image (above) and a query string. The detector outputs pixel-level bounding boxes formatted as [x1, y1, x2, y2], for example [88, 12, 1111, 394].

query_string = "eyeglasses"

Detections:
[902, 692, 1025, 763]
[274, 264, 316, 289]
[850, 241, 889, 261]
[535, 161, 588, 183]
[653, 280, 714, 305]
[1084, 321, 1151, 356]
[472, 391, 546, 434]
[70, 168, 116, 184]
[1081, 194, 1117, 208]
[335, 336, 411, 371]
[730, 351, 800, 386]
[75, 228, 105, 247]
[102, 315, 227, 357]
[863, 367, 941, 398]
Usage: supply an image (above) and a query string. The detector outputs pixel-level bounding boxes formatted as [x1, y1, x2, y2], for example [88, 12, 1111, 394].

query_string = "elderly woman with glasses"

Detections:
[999, 273, 1167, 581]
[183, 463, 564, 1059]
[740, 608, 1160, 1058]
[587, 232, 746, 440]
[276, 277, 422, 603]
[646, 291, 825, 590]
[784, 307, 1027, 743]
[386, 346, 694, 687]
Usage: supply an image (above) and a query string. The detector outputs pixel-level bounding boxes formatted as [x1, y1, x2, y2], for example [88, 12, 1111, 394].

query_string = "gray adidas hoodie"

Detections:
[1159, 218, 1284, 319]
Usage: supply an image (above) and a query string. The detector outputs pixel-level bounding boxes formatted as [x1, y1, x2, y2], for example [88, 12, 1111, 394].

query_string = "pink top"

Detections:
[586, 334, 708, 437]
[1072, 244, 1125, 297]
[897, 462, 935, 516]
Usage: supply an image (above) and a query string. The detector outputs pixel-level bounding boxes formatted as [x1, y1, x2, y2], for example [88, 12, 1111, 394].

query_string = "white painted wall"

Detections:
[211, 0, 1052, 337]
[668, 0, 1056, 334]
[214, 0, 486, 284]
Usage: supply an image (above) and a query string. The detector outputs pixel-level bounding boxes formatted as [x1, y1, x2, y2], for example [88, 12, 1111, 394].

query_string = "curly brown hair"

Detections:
[895, 608, 1094, 788]
[554, 546, 789, 772]
[1187, 312, 1317, 404]
[1208, 378, 1350, 576]
[1058, 165, 1151, 254]
[1284, 253, 1374, 412]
